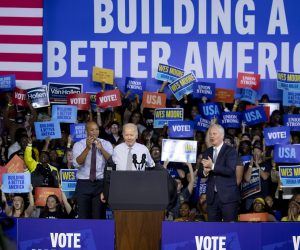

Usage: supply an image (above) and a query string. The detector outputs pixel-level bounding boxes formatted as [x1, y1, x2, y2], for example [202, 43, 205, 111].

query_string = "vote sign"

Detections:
[96, 89, 122, 108]
[67, 93, 90, 110]
[168, 121, 194, 138]
[274, 144, 300, 163]
[263, 126, 290, 146]
[12, 87, 27, 106]
[142, 92, 166, 109]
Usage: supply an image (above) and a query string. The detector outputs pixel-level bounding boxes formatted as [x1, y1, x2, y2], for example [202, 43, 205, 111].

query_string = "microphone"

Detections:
[132, 153, 146, 170]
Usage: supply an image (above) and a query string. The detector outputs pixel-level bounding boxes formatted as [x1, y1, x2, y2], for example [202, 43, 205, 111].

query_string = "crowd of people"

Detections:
[0, 88, 299, 223]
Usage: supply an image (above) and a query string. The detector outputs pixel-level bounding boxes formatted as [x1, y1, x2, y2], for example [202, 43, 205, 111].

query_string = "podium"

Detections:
[109, 170, 169, 250]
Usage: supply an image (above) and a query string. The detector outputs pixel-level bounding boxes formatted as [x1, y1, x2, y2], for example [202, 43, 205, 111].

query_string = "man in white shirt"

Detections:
[112, 123, 154, 171]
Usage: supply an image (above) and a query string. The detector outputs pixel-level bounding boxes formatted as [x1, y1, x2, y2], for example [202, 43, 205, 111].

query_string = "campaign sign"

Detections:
[274, 144, 300, 163]
[18, 219, 115, 250]
[263, 126, 290, 146]
[67, 93, 90, 110]
[6, 155, 25, 173]
[237, 72, 260, 90]
[142, 92, 166, 109]
[168, 73, 196, 101]
[52, 105, 77, 123]
[161, 139, 197, 163]
[88, 92, 97, 111]
[240, 88, 257, 104]
[154, 108, 184, 128]
[283, 114, 300, 131]
[168, 121, 194, 138]
[92, 66, 114, 85]
[70, 123, 86, 142]
[48, 82, 82, 103]
[0, 75, 16, 92]
[221, 112, 242, 128]
[96, 89, 122, 108]
[279, 165, 300, 187]
[27, 85, 50, 108]
[2, 173, 31, 193]
[242, 106, 267, 126]
[0, 166, 7, 185]
[199, 102, 221, 120]
[277, 71, 300, 91]
[193, 82, 215, 99]
[213, 88, 235, 103]
[283, 90, 300, 108]
[162, 221, 300, 250]
[34, 187, 62, 207]
[34, 121, 62, 140]
[241, 168, 261, 199]
[156, 63, 185, 83]
[125, 77, 146, 96]
[60, 169, 77, 191]
[12, 87, 27, 106]
[241, 155, 252, 166]
[193, 115, 210, 132]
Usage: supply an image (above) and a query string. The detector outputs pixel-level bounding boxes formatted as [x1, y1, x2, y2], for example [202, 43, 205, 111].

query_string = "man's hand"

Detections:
[100, 192, 106, 203]
[201, 156, 213, 175]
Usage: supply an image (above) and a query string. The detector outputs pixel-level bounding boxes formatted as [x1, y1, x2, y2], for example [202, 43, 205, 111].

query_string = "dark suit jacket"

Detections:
[199, 144, 240, 205]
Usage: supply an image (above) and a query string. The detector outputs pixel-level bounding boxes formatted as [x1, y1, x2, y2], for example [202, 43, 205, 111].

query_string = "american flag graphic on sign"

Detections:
[0, 0, 43, 89]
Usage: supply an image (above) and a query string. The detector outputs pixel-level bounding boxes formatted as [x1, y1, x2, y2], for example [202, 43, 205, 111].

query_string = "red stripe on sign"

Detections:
[0, 0, 43, 8]
[0, 17, 43, 26]
[0, 53, 42, 62]
[0, 35, 43, 44]
[0, 71, 42, 80]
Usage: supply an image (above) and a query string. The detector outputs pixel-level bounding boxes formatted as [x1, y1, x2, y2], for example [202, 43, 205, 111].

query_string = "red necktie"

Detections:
[90, 143, 97, 181]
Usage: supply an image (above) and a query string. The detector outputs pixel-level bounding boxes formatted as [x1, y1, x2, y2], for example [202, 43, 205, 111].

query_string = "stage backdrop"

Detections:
[43, 0, 300, 100]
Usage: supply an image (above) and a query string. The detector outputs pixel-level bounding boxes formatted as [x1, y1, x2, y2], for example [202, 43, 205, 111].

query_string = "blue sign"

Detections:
[221, 112, 242, 128]
[193, 115, 210, 132]
[277, 72, 300, 91]
[279, 165, 300, 187]
[240, 88, 257, 104]
[0, 74, 16, 92]
[242, 107, 267, 126]
[162, 222, 300, 250]
[27, 85, 50, 108]
[168, 121, 194, 138]
[241, 168, 261, 199]
[192, 82, 215, 99]
[18, 219, 114, 250]
[34, 121, 62, 140]
[52, 105, 77, 123]
[263, 126, 290, 146]
[70, 123, 86, 142]
[241, 155, 251, 166]
[283, 90, 300, 107]
[283, 114, 300, 131]
[125, 77, 146, 97]
[199, 103, 221, 120]
[168, 73, 196, 101]
[60, 169, 77, 191]
[156, 63, 185, 83]
[2, 173, 31, 193]
[154, 108, 184, 128]
[274, 144, 300, 163]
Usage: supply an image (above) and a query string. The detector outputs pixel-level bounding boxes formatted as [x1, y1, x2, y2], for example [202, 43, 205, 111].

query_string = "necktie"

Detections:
[213, 147, 218, 163]
[126, 147, 132, 170]
[90, 143, 97, 181]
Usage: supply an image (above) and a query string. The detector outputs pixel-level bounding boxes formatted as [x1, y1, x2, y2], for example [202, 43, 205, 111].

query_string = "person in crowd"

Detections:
[72, 121, 113, 219]
[199, 124, 240, 221]
[61, 148, 74, 169]
[281, 200, 300, 222]
[0, 136, 7, 165]
[242, 143, 272, 211]
[39, 191, 75, 219]
[104, 121, 123, 147]
[129, 111, 146, 136]
[174, 202, 194, 222]
[166, 162, 195, 220]
[7, 128, 28, 159]
[112, 123, 154, 171]
[190, 193, 208, 222]
[1, 186, 34, 218]
[264, 195, 282, 221]
[25, 139, 60, 188]
[251, 197, 277, 222]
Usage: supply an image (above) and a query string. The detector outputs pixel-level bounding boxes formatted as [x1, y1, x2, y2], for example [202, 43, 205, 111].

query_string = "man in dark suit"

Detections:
[199, 124, 240, 221]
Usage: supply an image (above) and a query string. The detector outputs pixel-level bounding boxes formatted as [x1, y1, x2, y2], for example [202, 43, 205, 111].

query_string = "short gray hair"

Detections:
[123, 123, 138, 137]
[210, 124, 225, 139]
